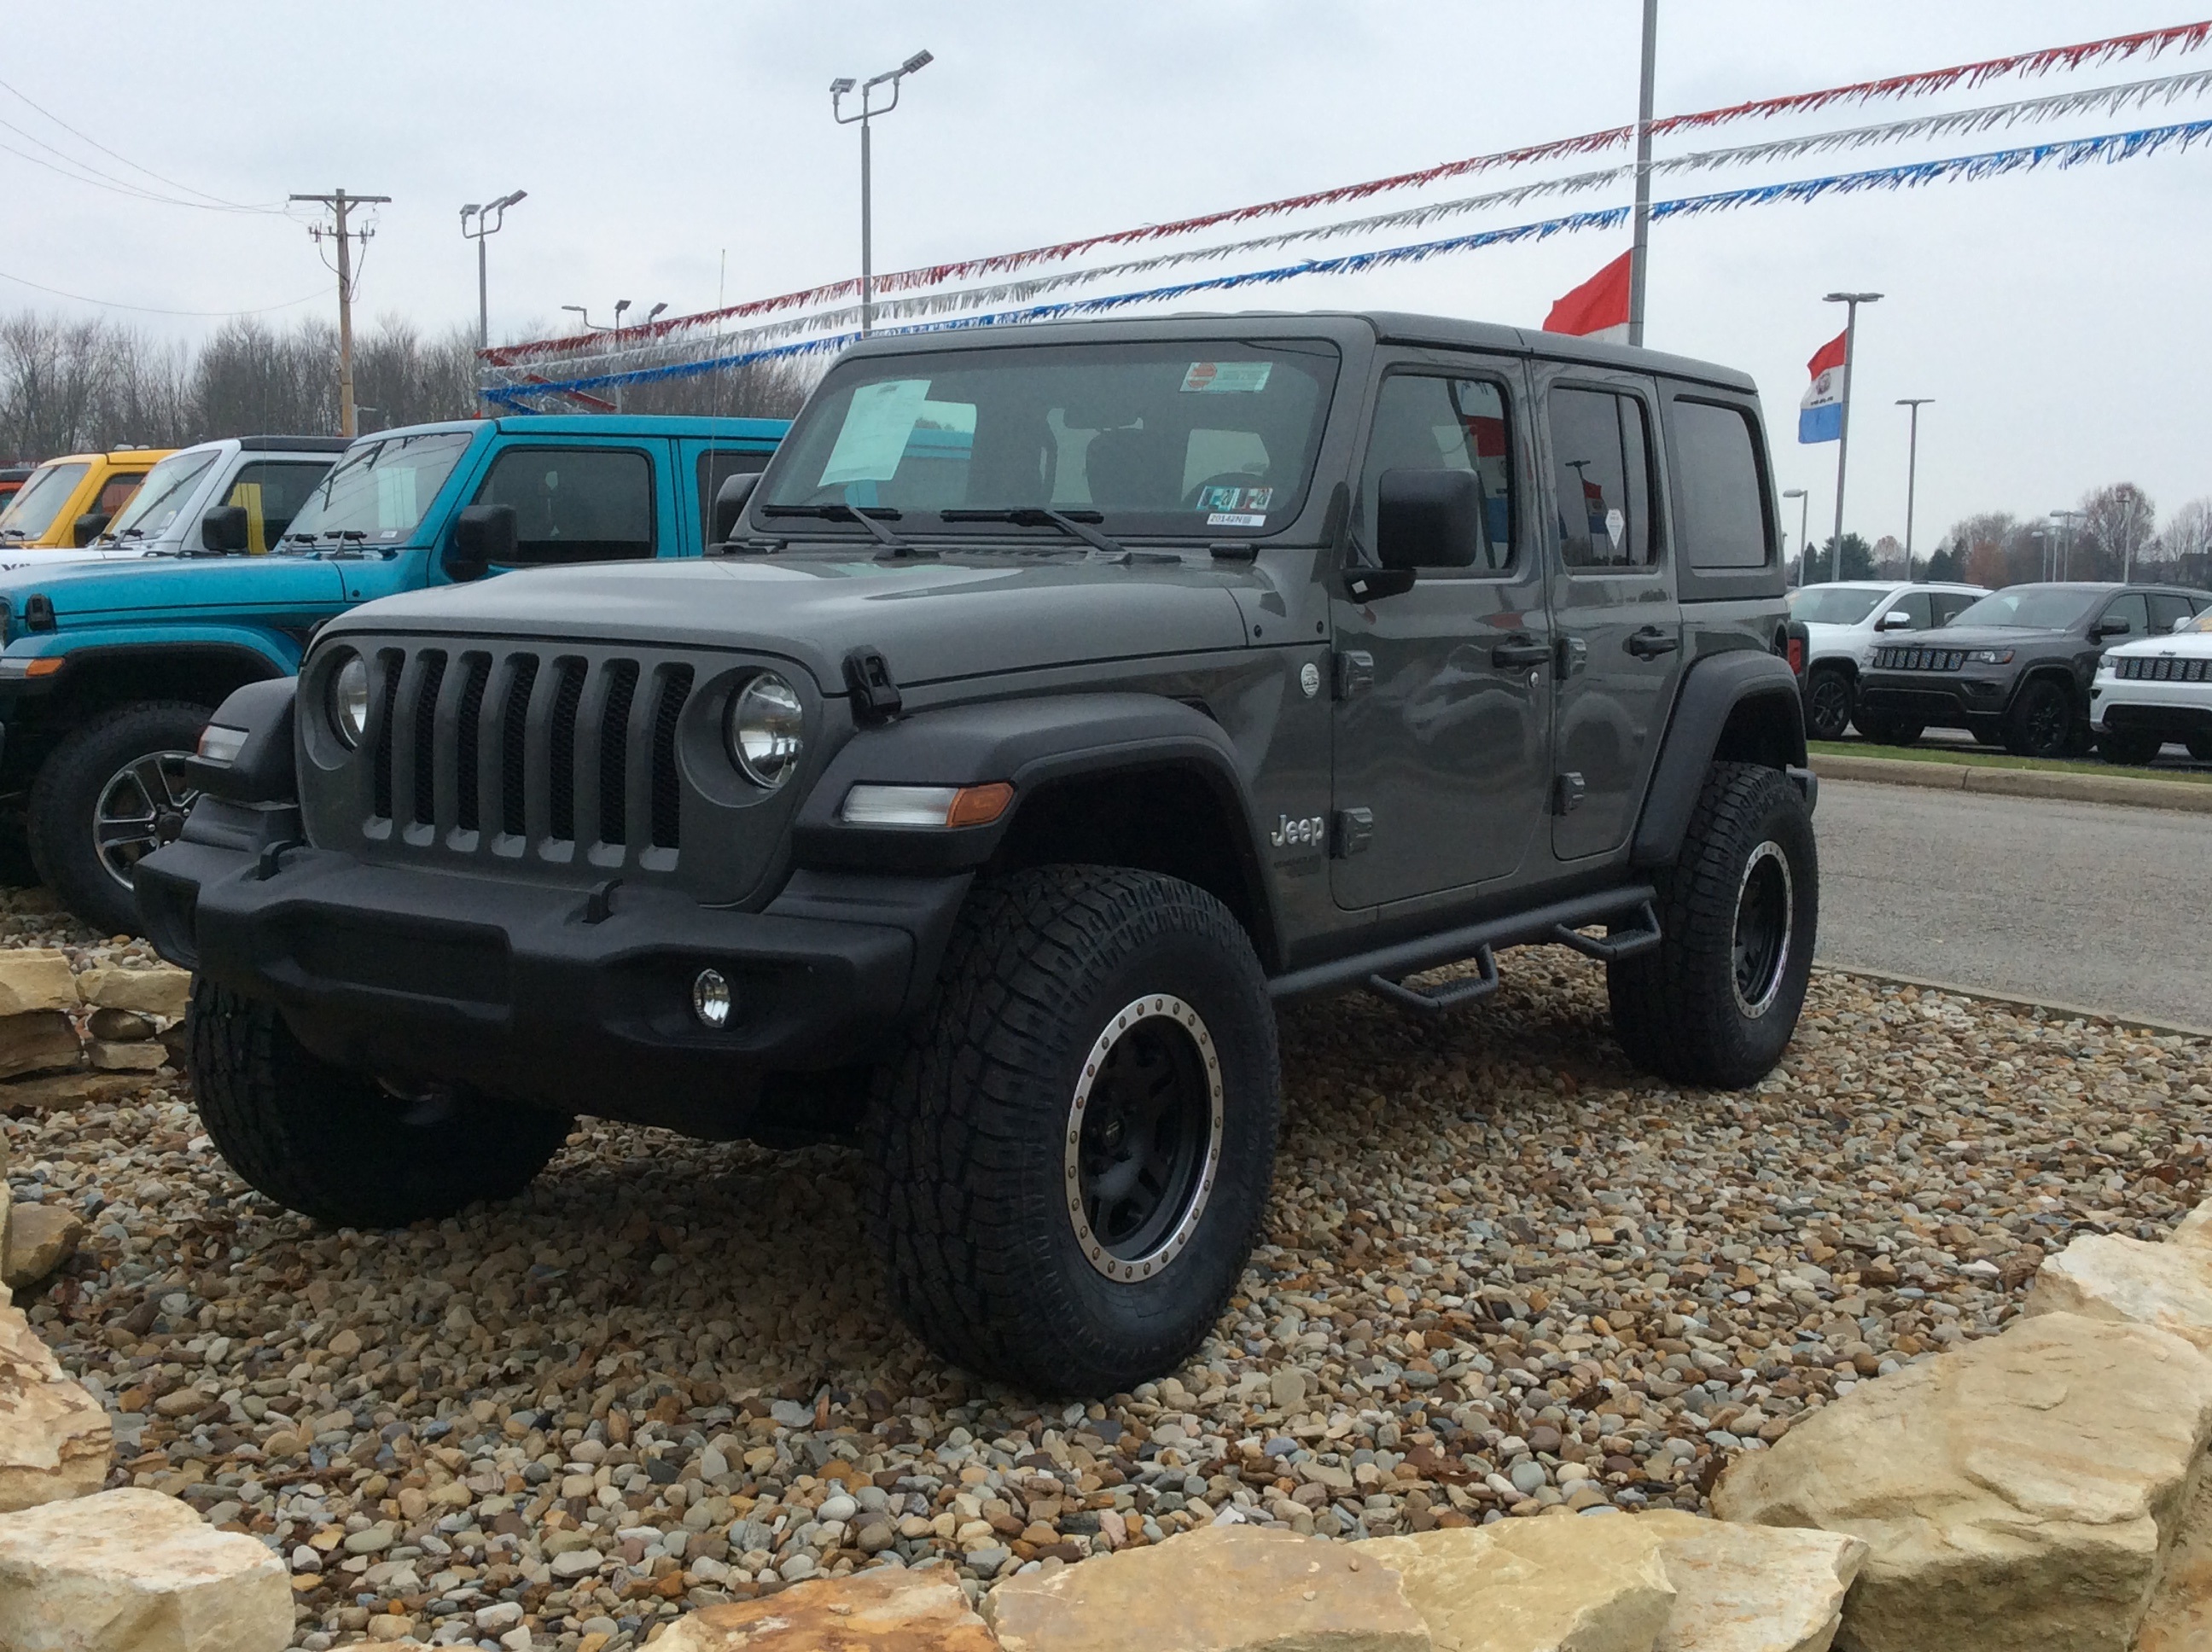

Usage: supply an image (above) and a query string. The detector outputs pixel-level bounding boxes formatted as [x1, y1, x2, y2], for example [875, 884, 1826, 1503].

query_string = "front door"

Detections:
[1330, 359, 1552, 909]
[1540, 374, 1682, 860]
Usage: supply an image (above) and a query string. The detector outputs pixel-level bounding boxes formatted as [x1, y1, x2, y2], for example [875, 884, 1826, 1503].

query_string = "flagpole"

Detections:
[1823, 290, 1881, 580]
[1627, 0, 1658, 347]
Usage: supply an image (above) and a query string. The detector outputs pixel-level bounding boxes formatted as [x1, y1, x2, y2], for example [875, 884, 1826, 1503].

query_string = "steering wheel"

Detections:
[1183, 472, 1266, 510]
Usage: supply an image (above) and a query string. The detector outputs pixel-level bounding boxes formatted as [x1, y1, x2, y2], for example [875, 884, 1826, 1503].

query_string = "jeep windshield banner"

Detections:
[761, 340, 1338, 538]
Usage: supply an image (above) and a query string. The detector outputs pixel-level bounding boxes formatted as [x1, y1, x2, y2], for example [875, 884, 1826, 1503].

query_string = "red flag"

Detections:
[1544, 250, 1633, 340]
[1807, 330, 1848, 377]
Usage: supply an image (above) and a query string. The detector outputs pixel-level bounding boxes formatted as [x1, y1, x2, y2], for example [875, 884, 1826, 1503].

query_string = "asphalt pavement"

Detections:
[1813, 778, 2212, 1032]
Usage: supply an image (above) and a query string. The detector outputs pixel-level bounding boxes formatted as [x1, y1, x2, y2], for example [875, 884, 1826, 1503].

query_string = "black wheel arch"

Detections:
[38, 642, 285, 722]
[1632, 649, 1809, 870]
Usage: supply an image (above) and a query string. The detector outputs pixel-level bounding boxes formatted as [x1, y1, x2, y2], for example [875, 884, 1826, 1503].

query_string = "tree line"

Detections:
[1793, 481, 2209, 590]
[0, 310, 809, 460]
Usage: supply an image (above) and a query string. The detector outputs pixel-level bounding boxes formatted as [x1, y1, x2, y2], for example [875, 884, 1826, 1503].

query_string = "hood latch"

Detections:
[843, 649, 903, 724]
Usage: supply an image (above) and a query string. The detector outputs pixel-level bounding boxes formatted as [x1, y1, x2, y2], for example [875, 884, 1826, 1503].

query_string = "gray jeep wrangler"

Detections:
[138, 312, 1815, 1396]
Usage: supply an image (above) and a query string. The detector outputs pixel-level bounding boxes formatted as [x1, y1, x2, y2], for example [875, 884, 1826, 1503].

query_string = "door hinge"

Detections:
[1334, 649, 1374, 701]
[1551, 772, 1586, 816]
[1332, 806, 1374, 858]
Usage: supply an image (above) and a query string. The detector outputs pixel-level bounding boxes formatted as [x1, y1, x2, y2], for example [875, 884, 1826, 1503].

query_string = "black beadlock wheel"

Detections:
[866, 865, 1279, 1395]
[2005, 678, 2076, 759]
[1804, 668, 1854, 742]
[2096, 729, 2163, 767]
[189, 977, 573, 1228]
[1607, 763, 1818, 1090]
[28, 700, 213, 936]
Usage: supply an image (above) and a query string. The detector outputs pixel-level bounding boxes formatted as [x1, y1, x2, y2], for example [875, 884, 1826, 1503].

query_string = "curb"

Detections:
[1814, 963, 2212, 1042]
[1809, 751, 2212, 813]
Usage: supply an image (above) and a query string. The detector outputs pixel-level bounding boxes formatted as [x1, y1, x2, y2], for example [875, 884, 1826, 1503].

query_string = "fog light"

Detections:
[692, 969, 731, 1029]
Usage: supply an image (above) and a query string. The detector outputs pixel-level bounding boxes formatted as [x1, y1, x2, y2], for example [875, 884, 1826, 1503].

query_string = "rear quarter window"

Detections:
[1670, 398, 1771, 571]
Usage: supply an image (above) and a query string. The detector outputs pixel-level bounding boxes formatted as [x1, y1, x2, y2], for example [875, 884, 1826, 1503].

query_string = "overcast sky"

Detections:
[7, 1, 2207, 553]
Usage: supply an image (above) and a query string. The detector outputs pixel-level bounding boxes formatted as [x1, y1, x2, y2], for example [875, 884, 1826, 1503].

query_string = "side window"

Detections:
[1669, 398, 1771, 570]
[474, 447, 654, 565]
[696, 447, 771, 534]
[2147, 593, 2194, 634]
[229, 461, 335, 552]
[96, 472, 144, 515]
[1930, 592, 1978, 625]
[2098, 593, 2150, 637]
[1357, 374, 1515, 572]
[1889, 591, 1935, 630]
[1548, 387, 1653, 569]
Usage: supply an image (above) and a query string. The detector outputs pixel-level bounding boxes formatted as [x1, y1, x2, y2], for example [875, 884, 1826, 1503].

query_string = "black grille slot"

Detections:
[410, 651, 448, 826]
[499, 654, 539, 836]
[597, 660, 640, 846]
[547, 660, 586, 842]
[649, 666, 693, 849]
[453, 654, 490, 833]
[371, 649, 403, 818]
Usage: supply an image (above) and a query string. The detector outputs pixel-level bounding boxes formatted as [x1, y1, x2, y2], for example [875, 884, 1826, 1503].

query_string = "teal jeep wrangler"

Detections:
[0, 414, 784, 932]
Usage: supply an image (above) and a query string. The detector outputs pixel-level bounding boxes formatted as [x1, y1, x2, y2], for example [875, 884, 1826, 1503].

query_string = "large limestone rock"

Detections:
[987, 1524, 1433, 1652]
[0, 949, 81, 1015]
[76, 963, 190, 1022]
[0, 1486, 291, 1652]
[658, 1563, 997, 1649]
[2136, 1464, 2212, 1652]
[2024, 1232, 2212, 1351]
[1713, 1312, 2212, 1652]
[1356, 1520, 1674, 1652]
[3, 1202, 84, 1290]
[0, 1010, 84, 1079]
[0, 1304, 110, 1511]
[1637, 1512, 1866, 1652]
[2169, 1195, 2212, 1250]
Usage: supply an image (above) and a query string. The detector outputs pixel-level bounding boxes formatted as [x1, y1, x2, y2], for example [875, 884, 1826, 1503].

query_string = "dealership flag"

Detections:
[1543, 250, 1633, 341]
[1799, 331, 1848, 443]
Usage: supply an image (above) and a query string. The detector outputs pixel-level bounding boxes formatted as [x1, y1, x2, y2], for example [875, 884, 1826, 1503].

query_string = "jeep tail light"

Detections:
[841, 782, 1013, 829]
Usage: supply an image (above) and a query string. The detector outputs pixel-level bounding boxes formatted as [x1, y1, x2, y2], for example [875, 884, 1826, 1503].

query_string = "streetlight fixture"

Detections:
[2051, 508, 2083, 581]
[832, 49, 934, 337]
[1822, 291, 1882, 583]
[459, 189, 527, 352]
[1783, 488, 1809, 583]
[1896, 398, 1933, 581]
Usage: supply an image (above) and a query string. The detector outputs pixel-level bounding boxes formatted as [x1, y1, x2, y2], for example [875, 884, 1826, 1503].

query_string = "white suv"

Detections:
[2093, 603, 2212, 765]
[1786, 579, 1989, 741]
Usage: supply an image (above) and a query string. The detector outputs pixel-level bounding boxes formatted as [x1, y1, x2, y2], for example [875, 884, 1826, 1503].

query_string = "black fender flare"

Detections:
[1631, 649, 1809, 869]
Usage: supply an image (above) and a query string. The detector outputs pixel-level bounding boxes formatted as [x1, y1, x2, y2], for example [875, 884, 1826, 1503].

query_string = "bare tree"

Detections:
[2075, 482, 2156, 582]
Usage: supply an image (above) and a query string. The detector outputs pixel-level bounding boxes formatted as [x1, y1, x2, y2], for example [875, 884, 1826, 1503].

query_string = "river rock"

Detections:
[0, 1011, 82, 1079]
[987, 1523, 1431, 1652]
[1357, 1520, 1673, 1652]
[0, 1486, 290, 1651]
[0, 950, 80, 1016]
[2025, 1232, 2212, 1351]
[88, 1039, 168, 1073]
[1713, 1312, 2212, 1652]
[75, 963, 190, 1021]
[1636, 1511, 1866, 1652]
[3, 1202, 83, 1290]
[0, 1304, 110, 1511]
[659, 1562, 997, 1649]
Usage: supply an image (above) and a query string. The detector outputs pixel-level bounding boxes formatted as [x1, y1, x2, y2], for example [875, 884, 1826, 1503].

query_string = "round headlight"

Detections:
[329, 652, 370, 748]
[727, 672, 804, 788]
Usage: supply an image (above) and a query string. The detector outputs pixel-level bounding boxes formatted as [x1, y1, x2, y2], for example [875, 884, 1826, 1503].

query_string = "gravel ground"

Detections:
[4, 881, 2210, 1651]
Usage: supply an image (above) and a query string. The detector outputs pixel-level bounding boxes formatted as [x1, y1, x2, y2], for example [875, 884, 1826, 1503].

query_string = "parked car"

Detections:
[1785, 579, 1987, 740]
[65, 435, 351, 566]
[143, 310, 1816, 1394]
[2093, 607, 2212, 764]
[0, 413, 786, 933]
[1854, 582, 2212, 757]
[0, 448, 172, 551]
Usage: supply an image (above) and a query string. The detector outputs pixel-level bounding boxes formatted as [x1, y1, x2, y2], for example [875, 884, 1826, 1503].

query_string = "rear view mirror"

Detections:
[71, 512, 109, 548]
[1876, 609, 1913, 631]
[711, 471, 761, 545]
[200, 505, 249, 555]
[1375, 468, 1485, 573]
[446, 504, 516, 583]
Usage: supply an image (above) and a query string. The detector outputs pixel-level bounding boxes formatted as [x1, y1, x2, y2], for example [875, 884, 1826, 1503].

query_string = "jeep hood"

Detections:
[0, 554, 345, 620]
[1901, 625, 2070, 650]
[321, 555, 1257, 687]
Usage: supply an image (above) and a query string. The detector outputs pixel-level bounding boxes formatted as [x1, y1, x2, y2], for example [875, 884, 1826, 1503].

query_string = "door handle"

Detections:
[1627, 627, 1680, 660]
[1491, 634, 1550, 669]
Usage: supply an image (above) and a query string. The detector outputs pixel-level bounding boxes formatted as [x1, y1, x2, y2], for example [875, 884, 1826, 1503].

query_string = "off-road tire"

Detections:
[189, 977, 573, 1228]
[1804, 667, 1853, 742]
[2096, 729, 2164, 767]
[2005, 677, 2077, 759]
[27, 699, 212, 936]
[2189, 732, 2212, 763]
[867, 865, 1279, 1394]
[1853, 713, 1922, 747]
[1608, 763, 1817, 1090]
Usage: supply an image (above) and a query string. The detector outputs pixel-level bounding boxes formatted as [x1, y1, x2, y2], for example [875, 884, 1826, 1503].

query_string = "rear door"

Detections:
[1537, 369, 1679, 860]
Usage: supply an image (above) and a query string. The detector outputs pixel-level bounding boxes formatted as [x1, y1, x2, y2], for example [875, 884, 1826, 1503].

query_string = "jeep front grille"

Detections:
[2116, 655, 2209, 683]
[1872, 646, 1966, 672]
[366, 645, 697, 864]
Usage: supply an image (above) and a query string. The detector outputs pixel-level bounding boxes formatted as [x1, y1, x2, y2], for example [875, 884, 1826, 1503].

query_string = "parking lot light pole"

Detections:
[1896, 398, 1932, 581]
[1783, 487, 1808, 582]
[1823, 291, 1882, 583]
[832, 50, 934, 338]
[2051, 508, 2082, 580]
[459, 189, 526, 354]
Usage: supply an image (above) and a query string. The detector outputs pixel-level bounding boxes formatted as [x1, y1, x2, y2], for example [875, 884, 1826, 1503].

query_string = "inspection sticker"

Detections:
[1207, 512, 1267, 527]
[1197, 485, 1273, 511]
[1181, 360, 1273, 393]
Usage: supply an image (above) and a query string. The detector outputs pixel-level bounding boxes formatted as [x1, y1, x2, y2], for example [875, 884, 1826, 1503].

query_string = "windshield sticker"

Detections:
[1181, 361, 1273, 394]
[1196, 484, 1274, 512]
[1207, 511, 1267, 527]
[819, 379, 932, 486]
[375, 467, 418, 533]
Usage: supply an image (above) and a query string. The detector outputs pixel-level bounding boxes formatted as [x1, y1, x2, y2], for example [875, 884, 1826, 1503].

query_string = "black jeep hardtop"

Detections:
[141, 311, 1818, 1394]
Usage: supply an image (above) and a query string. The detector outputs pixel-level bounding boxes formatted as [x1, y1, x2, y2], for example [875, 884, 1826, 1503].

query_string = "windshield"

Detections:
[102, 448, 218, 543]
[1787, 586, 1887, 625]
[760, 340, 1340, 537]
[1949, 588, 2100, 631]
[0, 462, 90, 539]
[2186, 610, 2212, 635]
[283, 431, 474, 545]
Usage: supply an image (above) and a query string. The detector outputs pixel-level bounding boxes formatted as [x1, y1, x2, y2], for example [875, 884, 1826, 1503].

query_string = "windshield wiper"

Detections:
[940, 507, 1127, 559]
[759, 503, 932, 560]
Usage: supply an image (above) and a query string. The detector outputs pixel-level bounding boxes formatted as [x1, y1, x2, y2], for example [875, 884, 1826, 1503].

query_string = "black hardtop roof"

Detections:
[236, 435, 352, 453]
[838, 309, 1759, 395]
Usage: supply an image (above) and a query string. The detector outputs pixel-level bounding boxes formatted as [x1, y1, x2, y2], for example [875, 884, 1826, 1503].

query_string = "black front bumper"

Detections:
[1856, 670, 2015, 730]
[137, 835, 969, 1131]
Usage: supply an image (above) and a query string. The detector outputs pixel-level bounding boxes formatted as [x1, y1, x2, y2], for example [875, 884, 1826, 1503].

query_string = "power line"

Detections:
[0, 266, 326, 317]
[291, 189, 390, 438]
[0, 76, 282, 213]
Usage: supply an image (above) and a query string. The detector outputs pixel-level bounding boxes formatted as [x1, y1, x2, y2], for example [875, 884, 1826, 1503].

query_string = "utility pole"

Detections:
[1627, 0, 1659, 347]
[1822, 291, 1881, 582]
[1896, 398, 1932, 581]
[291, 188, 391, 438]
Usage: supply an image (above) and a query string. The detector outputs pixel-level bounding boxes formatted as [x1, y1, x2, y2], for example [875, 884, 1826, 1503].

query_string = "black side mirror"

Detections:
[71, 512, 110, 548]
[2094, 614, 2133, 639]
[445, 504, 516, 583]
[200, 505, 249, 555]
[711, 471, 761, 545]
[1376, 468, 1486, 573]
